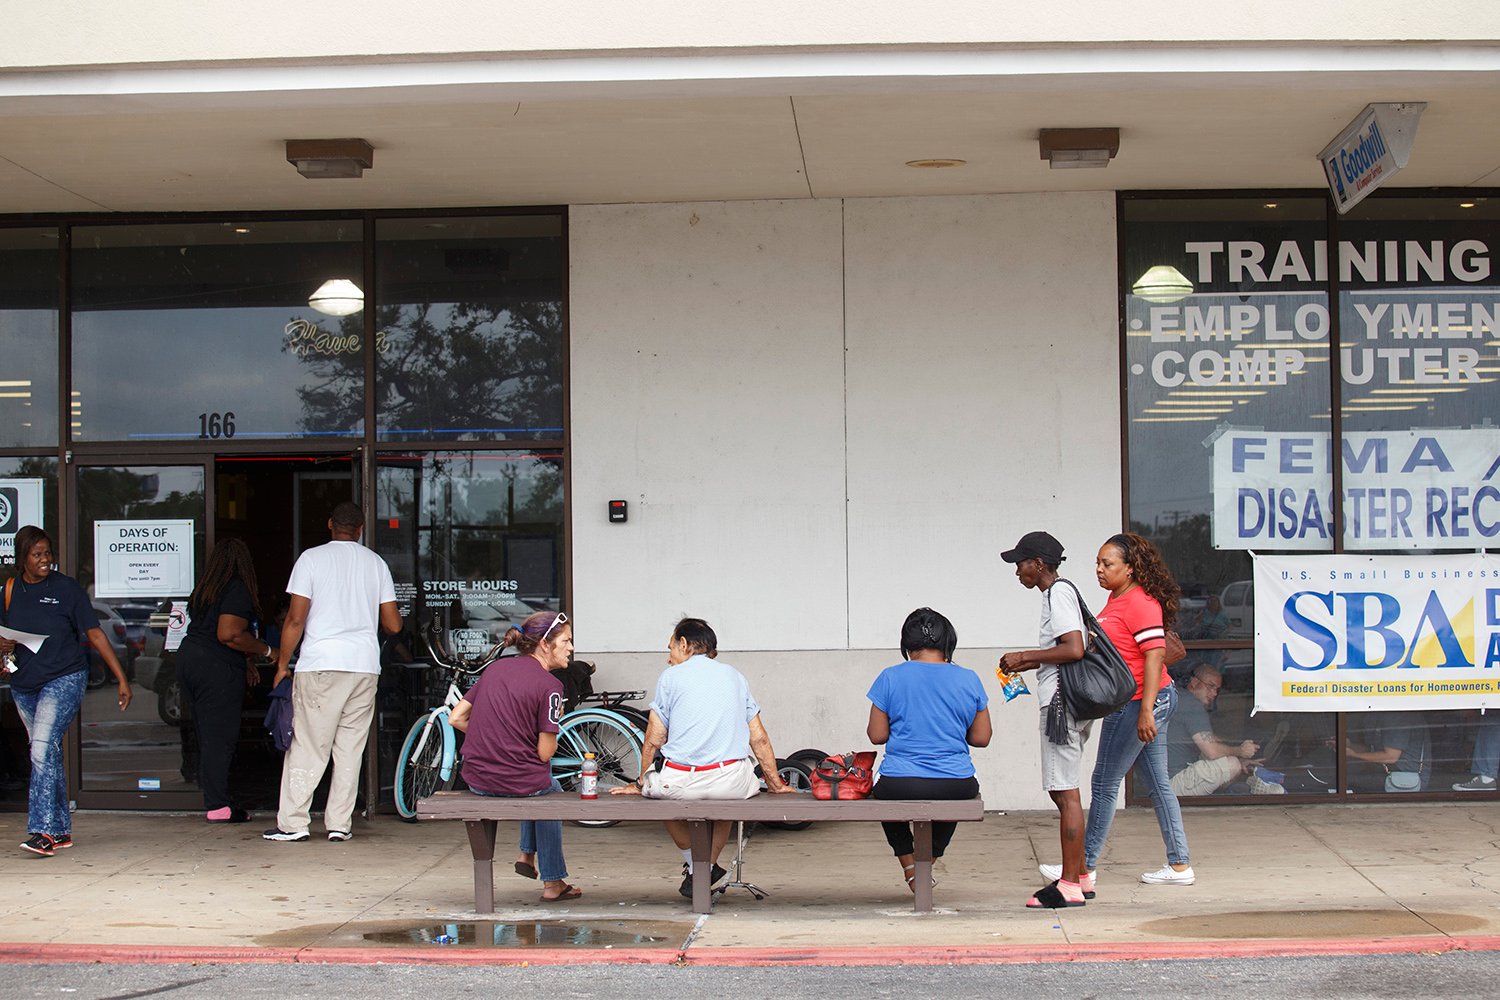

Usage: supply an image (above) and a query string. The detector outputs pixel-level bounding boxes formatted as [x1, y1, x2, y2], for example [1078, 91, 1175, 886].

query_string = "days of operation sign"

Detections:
[93, 520, 196, 599]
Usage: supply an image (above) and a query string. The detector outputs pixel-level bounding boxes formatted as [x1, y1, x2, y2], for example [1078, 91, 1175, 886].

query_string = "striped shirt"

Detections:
[1095, 585, 1165, 702]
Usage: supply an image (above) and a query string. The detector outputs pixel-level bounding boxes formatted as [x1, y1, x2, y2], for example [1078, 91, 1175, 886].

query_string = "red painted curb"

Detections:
[2, 935, 1498, 967]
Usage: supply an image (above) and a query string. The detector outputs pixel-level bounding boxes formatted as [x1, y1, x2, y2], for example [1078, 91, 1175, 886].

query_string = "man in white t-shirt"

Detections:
[263, 502, 400, 843]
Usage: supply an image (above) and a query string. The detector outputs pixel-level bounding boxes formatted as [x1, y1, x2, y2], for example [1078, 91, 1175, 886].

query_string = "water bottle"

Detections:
[579, 752, 598, 799]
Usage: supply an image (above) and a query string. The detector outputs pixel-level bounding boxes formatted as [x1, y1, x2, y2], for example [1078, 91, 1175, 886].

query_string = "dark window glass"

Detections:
[0, 455, 58, 809]
[1123, 196, 1335, 799]
[71, 220, 364, 442]
[1334, 196, 1500, 795]
[0, 228, 60, 447]
[372, 448, 564, 801]
[374, 216, 564, 442]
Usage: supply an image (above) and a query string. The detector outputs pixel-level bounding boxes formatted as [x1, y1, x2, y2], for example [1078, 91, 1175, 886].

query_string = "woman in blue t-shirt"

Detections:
[866, 607, 991, 893]
[1, 526, 132, 857]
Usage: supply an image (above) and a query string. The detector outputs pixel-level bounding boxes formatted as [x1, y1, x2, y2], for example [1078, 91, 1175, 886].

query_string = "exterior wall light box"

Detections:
[285, 138, 374, 179]
[1038, 128, 1120, 169]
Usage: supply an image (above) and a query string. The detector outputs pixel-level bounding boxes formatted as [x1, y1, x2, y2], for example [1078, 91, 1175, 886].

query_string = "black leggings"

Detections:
[872, 775, 980, 858]
[177, 654, 243, 811]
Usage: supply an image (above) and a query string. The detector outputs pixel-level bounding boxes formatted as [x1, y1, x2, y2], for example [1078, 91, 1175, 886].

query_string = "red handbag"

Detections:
[810, 751, 877, 800]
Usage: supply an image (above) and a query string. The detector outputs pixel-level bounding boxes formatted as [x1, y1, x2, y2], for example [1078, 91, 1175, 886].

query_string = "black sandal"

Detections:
[1025, 882, 1085, 908]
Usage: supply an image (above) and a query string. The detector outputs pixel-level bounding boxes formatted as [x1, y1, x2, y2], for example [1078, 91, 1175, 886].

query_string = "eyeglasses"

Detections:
[540, 612, 569, 642]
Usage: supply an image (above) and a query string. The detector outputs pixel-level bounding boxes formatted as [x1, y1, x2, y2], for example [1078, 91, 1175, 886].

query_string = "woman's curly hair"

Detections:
[1106, 532, 1180, 628]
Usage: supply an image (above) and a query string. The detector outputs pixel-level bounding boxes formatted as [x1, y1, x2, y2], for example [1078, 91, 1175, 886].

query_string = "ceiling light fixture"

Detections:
[1131, 264, 1195, 303]
[285, 138, 374, 179]
[308, 278, 365, 316]
[1460, 201, 1477, 209]
[1038, 128, 1119, 169]
[905, 158, 967, 168]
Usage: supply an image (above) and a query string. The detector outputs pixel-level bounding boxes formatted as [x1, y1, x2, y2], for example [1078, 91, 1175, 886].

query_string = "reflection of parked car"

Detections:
[463, 598, 546, 644]
[1220, 579, 1254, 638]
[87, 602, 135, 687]
[127, 610, 183, 725]
[114, 604, 158, 657]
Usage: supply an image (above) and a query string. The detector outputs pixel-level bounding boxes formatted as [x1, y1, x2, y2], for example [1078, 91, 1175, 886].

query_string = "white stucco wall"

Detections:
[569, 192, 1119, 809]
[7, 2, 1498, 68]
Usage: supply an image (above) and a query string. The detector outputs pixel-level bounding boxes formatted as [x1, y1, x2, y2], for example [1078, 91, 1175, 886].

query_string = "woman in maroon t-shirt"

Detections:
[449, 611, 579, 902]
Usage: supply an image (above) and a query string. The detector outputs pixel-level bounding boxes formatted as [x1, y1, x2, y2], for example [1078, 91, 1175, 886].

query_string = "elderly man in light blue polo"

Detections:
[612, 616, 794, 898]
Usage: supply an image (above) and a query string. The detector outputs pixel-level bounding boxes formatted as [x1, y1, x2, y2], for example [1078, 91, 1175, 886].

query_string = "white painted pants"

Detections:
[276, 670, 377, 835]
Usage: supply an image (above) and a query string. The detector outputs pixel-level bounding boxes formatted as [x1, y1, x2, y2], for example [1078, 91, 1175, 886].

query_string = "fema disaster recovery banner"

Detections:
[1254, 553, 1500, 713]
[1214, 428, 1500, 551]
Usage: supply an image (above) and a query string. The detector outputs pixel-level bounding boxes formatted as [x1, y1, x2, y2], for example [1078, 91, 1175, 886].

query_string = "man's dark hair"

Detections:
[672, 617, 718, 658]
[900, 607, 958, 662]
[330, 501, 364, 530]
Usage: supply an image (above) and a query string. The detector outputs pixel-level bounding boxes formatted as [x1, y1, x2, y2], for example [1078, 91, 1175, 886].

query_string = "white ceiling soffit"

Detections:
[2, 44, 1499, 212]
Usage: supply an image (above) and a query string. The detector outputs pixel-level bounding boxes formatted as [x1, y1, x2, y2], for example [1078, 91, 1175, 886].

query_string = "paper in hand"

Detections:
[0, 625, 48, 653]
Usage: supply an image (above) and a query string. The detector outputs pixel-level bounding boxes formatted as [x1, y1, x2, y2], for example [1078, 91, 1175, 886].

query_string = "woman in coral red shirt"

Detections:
[1079, 532, 1194, 892]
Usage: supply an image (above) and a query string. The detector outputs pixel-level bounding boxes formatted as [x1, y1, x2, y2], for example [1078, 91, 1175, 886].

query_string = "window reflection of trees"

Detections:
[289, 300, 563, 441]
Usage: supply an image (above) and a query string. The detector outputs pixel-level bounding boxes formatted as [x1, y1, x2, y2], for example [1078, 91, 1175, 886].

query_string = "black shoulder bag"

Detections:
[1052, 579, 1136, 728]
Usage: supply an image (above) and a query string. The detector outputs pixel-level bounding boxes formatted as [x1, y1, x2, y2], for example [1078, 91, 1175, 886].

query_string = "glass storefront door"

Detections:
[70, 459, 208, 809]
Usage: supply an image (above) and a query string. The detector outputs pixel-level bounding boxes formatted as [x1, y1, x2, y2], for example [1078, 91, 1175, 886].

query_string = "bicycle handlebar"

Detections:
[422, 619, 505, 675]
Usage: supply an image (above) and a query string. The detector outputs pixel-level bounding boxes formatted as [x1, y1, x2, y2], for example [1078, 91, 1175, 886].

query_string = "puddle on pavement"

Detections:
[1137, 909, 1486, 940]
[259, 919, 687, 949]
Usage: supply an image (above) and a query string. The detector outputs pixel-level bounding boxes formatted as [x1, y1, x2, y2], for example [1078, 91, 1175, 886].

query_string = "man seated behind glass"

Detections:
[1168, 665, 1284, 796]
[611, 617, 795, 899]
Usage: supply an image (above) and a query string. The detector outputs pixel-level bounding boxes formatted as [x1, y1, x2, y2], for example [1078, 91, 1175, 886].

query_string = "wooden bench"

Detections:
[416, 790, 984, 914]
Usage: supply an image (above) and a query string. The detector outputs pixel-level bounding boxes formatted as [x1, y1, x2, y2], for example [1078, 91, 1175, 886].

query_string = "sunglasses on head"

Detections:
[541, 611, 569, 642]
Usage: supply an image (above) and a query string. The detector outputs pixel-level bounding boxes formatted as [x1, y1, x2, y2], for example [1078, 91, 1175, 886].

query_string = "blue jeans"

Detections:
[1084, 686, 1190, 870]
[472, 777, 568, 882]
[12, 670, 87, 837]
[1471, 715, 1500, 779]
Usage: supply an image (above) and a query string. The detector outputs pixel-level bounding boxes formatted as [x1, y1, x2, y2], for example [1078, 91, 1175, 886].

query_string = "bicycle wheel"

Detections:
[554, 709, 644, 828]
[394, 713, 453, 821]
[756, 757, 814, 830]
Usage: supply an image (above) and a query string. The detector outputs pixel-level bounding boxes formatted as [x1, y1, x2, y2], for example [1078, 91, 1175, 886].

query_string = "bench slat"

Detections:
[416, 789, 984, 823]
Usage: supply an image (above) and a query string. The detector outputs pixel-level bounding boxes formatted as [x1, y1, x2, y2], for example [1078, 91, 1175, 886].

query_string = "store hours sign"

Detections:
[94, 520, 195, 598]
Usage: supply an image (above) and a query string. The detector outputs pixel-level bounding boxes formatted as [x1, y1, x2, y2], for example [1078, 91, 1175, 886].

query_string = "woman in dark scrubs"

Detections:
[176, 537, 275, 823]
[1, 525, 132, 857]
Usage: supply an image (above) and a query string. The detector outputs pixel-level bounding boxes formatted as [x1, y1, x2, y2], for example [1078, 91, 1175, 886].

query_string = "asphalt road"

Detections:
[8, 952, 1500, 1000]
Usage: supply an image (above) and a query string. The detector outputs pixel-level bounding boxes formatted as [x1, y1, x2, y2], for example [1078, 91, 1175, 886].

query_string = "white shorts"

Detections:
[641, 758, 759, 800]
[1039, 712, 1093, 792]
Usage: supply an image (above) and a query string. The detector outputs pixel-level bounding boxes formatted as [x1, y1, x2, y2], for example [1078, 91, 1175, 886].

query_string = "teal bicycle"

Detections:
[393, 624, 646, 820]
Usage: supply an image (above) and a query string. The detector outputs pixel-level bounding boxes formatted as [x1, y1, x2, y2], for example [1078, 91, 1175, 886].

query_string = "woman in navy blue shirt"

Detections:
[867, 607, 991, 893]
[1, 526, 132, 856]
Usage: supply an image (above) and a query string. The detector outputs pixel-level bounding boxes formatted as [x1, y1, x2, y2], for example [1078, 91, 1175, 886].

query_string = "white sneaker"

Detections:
[1247, 772, 1286, 795]
[1141, 865, 1195, 885]
[1038, 863, 1096, 893]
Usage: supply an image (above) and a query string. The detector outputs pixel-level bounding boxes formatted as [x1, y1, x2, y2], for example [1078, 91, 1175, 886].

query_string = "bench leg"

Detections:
[466, 820, 498, 914]
[688, 820, 714, 914]
[911, 821, 934, 913]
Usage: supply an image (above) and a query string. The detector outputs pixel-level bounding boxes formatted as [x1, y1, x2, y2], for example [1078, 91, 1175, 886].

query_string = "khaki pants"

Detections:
[276, 671, 377, 835]
[1169, 755, 1238, 798]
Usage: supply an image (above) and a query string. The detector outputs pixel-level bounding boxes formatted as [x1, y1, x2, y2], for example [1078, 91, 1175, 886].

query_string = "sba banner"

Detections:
[1254, 553, 1500, 713]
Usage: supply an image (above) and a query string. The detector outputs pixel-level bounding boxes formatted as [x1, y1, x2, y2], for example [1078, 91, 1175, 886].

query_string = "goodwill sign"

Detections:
[1213, 428, 1500, 550]
[1253, 553, 1500, 713]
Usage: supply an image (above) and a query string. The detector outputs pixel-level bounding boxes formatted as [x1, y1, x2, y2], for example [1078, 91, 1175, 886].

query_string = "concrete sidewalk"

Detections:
[2, 802, 1499, 966]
